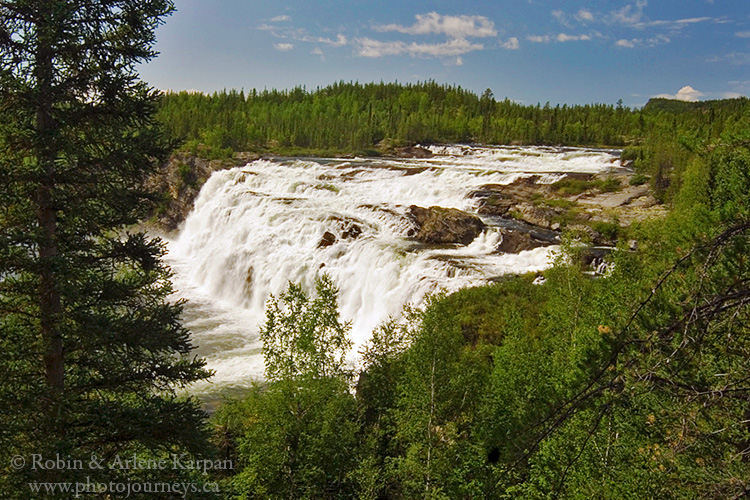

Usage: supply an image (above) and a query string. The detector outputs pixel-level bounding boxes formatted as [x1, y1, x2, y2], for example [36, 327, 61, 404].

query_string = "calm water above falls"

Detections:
[164, 145, 621, 394]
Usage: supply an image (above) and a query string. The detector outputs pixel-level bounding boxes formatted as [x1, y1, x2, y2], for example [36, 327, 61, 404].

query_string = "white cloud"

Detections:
[274, 43, 294, 51]
[356, 37, 483, 58]
[557, 33, 591, 42]
[719, 91, 744, 99]
[653, 85, 704, 101]
[260, 22, 348, 48]
[611, 0, 647, 26]
[672, 17, 711, 25]
[577, 9, 595, 22]
[500, 37, 520, 50]
[528, 33, 592, 43]
[299, 33, 348, 47]
[270, 15, 291, 22]
[551, 1, 712, 38]
[736, 31, 750, 38]
[615, 34, 669, 48]
[527, 35, 551, 43]
[551, 9, 574, 28]
[361, 11, 498, 60]
[636, 17, 713, 29]
[374, 12, 497, 39]
[648, 34, 670, 45]
[676, 86, 703, 101]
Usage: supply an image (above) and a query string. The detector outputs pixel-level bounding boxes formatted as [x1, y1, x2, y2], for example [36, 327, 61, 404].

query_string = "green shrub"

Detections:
[591, 220, 620, 240]
[550, 178, 597, 195]
[542, 198, 576, 209]
[597, 176, 622, 193]
[629, 173, 649, 186]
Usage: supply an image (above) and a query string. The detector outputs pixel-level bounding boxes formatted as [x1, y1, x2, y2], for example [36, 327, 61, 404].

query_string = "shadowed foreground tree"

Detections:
[0, 1, 213, 497]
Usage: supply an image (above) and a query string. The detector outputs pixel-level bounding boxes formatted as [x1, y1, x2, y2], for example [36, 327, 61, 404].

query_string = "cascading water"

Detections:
[165, 145, 621, 393]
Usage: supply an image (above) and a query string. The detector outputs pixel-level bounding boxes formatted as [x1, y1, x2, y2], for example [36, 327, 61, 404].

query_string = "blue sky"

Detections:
[139, 0, 750, 107]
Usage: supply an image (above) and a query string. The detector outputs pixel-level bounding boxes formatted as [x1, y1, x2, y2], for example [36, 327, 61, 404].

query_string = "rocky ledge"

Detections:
[469, 172, 666, 246]
[403, 170, 665, 255]
[145, 151, 260, 232]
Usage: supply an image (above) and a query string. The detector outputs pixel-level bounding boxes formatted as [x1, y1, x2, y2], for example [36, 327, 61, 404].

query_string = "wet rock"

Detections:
[513, 203, 565, 230]
[578, 247, 614, 274]
[318, 231, 337, 248]
[407, 205, 485, 245]
[367, 162, 430, 176]
[470, 176, 546, 217]
[472, 192, 515, 216]
[328, 215, 364, 240]
[394, 146, 433, 158]
[342, 224, 362, 239]
[495, 229, 551, 254]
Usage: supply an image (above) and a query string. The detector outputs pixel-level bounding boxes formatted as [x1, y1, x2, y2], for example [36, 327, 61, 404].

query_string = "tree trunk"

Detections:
[35, 2, 64, 398]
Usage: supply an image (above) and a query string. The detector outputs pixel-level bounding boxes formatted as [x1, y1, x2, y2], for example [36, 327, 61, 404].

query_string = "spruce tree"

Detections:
[0, 1, 212, 496]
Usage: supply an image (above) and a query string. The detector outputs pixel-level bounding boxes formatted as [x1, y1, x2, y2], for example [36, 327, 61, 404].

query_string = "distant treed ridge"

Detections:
[156, 81, 749, 153]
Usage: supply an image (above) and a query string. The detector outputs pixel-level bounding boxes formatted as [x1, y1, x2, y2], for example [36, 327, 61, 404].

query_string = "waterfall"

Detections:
[165, 145, 619, 392]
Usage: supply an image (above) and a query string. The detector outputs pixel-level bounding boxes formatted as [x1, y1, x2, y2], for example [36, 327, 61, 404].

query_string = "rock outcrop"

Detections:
[317, 215, 365, 248]
[317, 231, 337, 248]
[394, 146, 433, 158]
[376, 139, 434, 158]
[145, 151, 259, 232]
[495, 229, 550, 253]
[407, 205, 485, 245]
[470, 173, 666, 238]
[470, 176, 542, 216]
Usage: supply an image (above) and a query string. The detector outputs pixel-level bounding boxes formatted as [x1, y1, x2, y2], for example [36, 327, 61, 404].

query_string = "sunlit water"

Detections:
[164, 145, 621, 394]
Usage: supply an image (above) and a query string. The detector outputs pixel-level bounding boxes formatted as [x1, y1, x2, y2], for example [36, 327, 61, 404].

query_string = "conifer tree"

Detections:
[0, 1, 212, 496]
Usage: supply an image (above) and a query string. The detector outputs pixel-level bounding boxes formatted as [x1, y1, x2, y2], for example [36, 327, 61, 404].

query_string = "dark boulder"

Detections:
[317, 231, 337, 248]
[407, 205, 485, 245]
[495, 229, 550, 254]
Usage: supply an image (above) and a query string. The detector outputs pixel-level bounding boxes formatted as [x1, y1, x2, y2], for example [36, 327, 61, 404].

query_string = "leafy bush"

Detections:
[590, 220, 620, 240]
[551, 178, 597, 195]
[597, 176, 622, 193]
[629, 173, 649, 185]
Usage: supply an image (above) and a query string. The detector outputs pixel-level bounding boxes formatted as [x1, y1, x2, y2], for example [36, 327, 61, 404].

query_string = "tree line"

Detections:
[155, 82, 749, 155]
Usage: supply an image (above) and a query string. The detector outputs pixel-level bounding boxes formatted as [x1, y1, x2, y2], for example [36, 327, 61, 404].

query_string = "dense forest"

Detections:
[156, 82, 749, 152]
[2, 1, 750, 498]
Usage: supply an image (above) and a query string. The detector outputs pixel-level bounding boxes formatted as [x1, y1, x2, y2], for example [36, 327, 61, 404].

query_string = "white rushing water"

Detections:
[165, 145, 620, 393]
